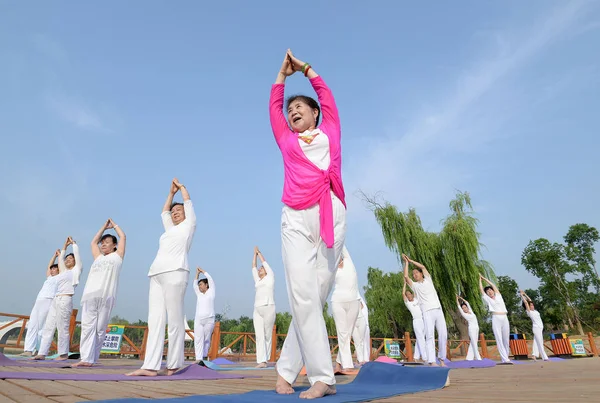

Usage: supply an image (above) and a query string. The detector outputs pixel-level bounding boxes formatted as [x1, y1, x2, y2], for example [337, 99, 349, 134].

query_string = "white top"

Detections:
[149, 200, 197, 276]
[411, 276, 442, 312]
[56, 243, 83, 295]
[252, 261, 275, 307]
[482, 292, 508, 314]
[527, 309, 544, 329]
[36, 275, 58, 300]
[298, 128, 330, 169]
[458, 300, 479, 328]
[405, 298, 424, 321]
[331, 247, 360, 303]
[81, 252, 124, 303]
[194, 272, 216, 320]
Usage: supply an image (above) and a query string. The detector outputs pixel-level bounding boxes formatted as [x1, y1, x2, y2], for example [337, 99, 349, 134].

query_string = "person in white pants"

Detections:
[271, 50, 346, 399]
[402, 280, 427, 362]
[456, 295, 482, 361]
[520, 290, 549, 361]
[193, 267, 216, 362]
[34, 236, 82, 360]
[252, 247, 276, 368]
[331, 247, 360, 372]
[351, 294, 370, 365]
[480, 275, 512, 364]
[127, 178, 196, 377]
[402, 254, 447, 367]
[21, 250, 60, 356]
[72, 219, 125, 368]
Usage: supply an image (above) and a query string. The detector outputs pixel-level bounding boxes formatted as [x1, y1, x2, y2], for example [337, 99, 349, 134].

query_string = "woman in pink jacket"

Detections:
[270, 49, 346, 399]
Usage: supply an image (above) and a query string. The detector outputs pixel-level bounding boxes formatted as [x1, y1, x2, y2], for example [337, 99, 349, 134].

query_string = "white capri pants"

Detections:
[38, 295, 73, 356]
[194, 316, 215, 361]
[24, 298, 53, 353]
[79, 297, 115, 364]
[466, 325, 482, 360]
[423, 307, 448, 364]
[253, 304, 276, 363]
[412, 318, 427, 361]
[332, 300, 360, 369]
[142, 269, 188, 371]
[276, 195, 346, 387]
[492, 314, 511, 363]
[531, 326, 548, 360]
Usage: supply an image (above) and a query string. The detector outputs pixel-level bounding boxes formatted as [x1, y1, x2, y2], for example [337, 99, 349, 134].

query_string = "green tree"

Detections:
[363, 190, 493, 341]
[363, 267, 411, 338]
[564, 223, 600, 291]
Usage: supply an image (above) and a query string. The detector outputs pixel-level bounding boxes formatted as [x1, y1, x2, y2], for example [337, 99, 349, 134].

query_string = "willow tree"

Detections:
[363, 190, 493, 341]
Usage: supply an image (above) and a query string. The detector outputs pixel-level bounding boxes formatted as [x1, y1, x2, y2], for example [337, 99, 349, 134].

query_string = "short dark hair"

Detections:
[50, 264, 59, 270]
[65, 253, 74, 260]
[286, 95, 321, 126]
[100, 234, 118, 251]
[412, 267, 423, 274]
[460, 302, 468, 310]
[484, 286, 494, 294]
[170, 202, 184, 211]
[198, 278, 209, 288]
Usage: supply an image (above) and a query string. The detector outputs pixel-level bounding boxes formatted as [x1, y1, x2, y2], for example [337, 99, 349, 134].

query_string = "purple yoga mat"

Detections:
[211, 358, 236, 365]
[0, 364, 248, 381]
[0, 353, 139, 370]
[443, 358, 496, 369]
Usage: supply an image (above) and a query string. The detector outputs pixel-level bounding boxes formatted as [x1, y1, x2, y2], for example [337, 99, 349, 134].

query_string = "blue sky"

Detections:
[1, 1, 599, 322]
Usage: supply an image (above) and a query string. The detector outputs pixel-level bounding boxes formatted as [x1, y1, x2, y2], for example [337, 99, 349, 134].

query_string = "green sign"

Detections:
[569, 338, 586, 356]
[100, 325, 124, 354]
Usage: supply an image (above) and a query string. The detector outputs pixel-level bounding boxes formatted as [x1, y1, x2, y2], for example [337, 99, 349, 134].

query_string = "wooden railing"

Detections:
[2, 312, 598, 361]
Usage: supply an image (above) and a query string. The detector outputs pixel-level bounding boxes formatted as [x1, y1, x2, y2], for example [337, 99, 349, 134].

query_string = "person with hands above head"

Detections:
[402, 254, 447, 367]
[270, 49, 347, 399]
[456, 295, 481, 361]
[402, 278, 427, 363]
[34, 236, 82, 361]
[21, 250, 61, 357]
[252, 246, 276, 368]
[479, 274, 512, 364]
[72, 219, 126, 368]
[520, 290, 549, 361]
[193, 267, 216, 362]
[127, 178, 196, 377]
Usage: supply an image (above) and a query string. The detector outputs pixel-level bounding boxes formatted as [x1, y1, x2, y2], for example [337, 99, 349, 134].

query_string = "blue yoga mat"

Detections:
[199, 361, 273, 371]
[99, 361, 449, 402]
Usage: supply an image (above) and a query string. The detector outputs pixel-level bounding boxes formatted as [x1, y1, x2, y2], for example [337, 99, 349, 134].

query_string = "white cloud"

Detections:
[344, 0, 592, 222]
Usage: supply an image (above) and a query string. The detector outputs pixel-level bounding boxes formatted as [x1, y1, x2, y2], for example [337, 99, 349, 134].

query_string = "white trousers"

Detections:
[531, 326, 548, 360]
[466, 325, 482, 360]
[194, 316, 215, 361]
[142, 269, 188, 371]
[423, 308, 447, 364]
[253, 304, 276, 363]
[332, 300, 360, 369]
[277, 197, 346, 386]
[79, 297, 115, 364]
[492, 314, 511, 363]
[351, 315, 367, 363]
[412, 318, 427, 361]
[24, 298, 53, 353]
[38, 295, 72, 356]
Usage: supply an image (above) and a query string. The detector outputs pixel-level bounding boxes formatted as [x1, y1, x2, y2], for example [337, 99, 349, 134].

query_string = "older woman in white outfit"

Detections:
[252, 247, 276, 368]
[456, 295, 482, 361]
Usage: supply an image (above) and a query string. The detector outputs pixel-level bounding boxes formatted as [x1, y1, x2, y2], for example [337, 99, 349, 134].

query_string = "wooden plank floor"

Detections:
[1, 358, 599, 402]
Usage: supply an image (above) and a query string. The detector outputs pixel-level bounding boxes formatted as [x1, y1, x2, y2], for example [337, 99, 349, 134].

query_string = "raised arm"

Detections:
[457, 296, 470, 319]
[478, 275, 486, 295]
[47, 249, 60, 277]
[408, 258, 430, 278]
[270, 51, 295, 145]
[91, 220, 109, 260]
[251, 249, 259, 284]
[480, 275, 500, 294]
[194, 267, 202, 297]
[204, 271, 215, 297]
[70, 241, 82, 286]
[402, 280, 408, 302]
[519, 290, 531, 311]
[109, 219, 126, 259]
[402, 254, 413, 287]
[58, 236, 71, 273]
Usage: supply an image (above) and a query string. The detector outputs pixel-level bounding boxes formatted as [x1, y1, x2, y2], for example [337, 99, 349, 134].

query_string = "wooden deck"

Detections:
[1, 358, 599, 402]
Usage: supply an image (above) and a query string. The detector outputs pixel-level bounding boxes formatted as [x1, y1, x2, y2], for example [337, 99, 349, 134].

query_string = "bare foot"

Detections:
[71, 361, 93, 368]
[299, 382, 336, 399]
[256, 362, 267, 368]
[125, 369, 158, 377]
[19, 351, 33, 357]
[31, 355, 45, 361]
[166, 367, 180, 376]
[55, 355, 68, 361]
[429, 362, 439, 367]
[439, 360, 447, 367]
[275, 374, 294, 394]
[334, 363, 343, 373]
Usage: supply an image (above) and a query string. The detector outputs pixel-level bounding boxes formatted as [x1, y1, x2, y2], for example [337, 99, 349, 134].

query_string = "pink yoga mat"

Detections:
[0, 364, 248, 381]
